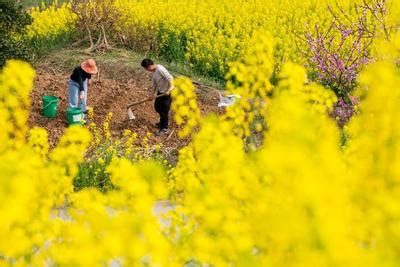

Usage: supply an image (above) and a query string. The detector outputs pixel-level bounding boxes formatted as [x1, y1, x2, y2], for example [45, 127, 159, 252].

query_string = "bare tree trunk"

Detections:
[72, 0, 118, 52]
[86, 26, 94, 50]
[94, 30, 103, 51]
[101, 25, 110, 49]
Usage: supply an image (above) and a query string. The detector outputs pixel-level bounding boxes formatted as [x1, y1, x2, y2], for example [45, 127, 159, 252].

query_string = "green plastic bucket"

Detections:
[67, 107, 83, 125]
[42, 95, 59, 118]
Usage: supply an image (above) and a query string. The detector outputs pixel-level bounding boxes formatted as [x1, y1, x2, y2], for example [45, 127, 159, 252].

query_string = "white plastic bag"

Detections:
[218, 93, 241, 107]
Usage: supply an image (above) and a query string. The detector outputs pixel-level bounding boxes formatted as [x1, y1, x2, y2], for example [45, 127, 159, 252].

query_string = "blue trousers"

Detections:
[68, 79, 88, 112]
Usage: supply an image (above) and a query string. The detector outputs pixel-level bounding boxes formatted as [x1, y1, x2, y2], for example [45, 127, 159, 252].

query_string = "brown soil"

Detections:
[28, 66, 222, 159]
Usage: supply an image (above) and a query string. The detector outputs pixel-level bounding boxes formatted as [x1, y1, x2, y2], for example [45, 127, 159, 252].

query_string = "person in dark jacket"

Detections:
[68, 59, 98, 113]
[141, 58, 174, 136]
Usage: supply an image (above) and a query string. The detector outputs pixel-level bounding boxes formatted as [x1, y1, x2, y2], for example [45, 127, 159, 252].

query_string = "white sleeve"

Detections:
[159, 66, 173, 82]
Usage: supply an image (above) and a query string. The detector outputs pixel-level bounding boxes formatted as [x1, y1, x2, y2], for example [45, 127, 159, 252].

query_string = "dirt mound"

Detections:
[28, 67, 222, 157]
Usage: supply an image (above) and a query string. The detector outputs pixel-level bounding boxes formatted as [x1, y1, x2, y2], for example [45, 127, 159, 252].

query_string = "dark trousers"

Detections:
[154, 93, 172, 130]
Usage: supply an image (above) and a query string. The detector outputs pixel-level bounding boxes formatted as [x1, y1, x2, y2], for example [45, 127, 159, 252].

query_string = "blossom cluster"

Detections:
[26, 2, 77, 39]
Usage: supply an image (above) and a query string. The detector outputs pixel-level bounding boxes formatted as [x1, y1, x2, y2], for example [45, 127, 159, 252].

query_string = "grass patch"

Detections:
[27, 32, 75, 63]
[21, 0, 64, 8]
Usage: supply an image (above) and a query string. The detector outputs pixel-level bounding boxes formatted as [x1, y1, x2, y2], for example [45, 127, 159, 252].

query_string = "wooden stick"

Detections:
[166, 129, 175, 141]
[126, 93, 167, 109]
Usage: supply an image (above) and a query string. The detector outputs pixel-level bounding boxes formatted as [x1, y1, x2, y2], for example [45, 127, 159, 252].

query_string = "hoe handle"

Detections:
[127, 93, 167, 109]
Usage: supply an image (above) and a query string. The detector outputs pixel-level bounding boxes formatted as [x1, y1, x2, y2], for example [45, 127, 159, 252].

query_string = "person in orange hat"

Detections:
[68, 59, 98, 114]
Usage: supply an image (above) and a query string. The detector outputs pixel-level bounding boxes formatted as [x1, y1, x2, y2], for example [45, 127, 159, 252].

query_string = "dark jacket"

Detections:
[70, 66, 91, 92]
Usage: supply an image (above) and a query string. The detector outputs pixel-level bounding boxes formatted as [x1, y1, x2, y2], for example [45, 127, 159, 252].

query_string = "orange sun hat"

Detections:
[81, 59, 98, 75]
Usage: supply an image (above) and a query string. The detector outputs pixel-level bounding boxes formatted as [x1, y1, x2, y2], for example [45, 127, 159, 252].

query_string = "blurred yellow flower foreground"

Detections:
[1, 29, 400, 266]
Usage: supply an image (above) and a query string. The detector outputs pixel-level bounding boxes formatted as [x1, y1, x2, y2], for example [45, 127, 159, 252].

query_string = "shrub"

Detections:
[25, 2, 77, 56]
[0, 0, 32, 67]
[74, 111, 167, 192]
[70, 0, 119, 52]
